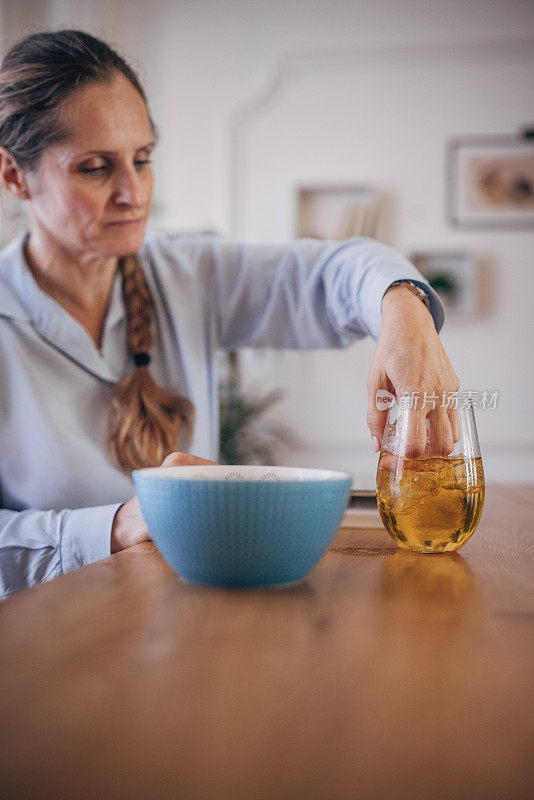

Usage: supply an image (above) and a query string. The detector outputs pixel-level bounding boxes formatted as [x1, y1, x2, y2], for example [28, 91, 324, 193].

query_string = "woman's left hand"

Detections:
[366, 285, 461, 458]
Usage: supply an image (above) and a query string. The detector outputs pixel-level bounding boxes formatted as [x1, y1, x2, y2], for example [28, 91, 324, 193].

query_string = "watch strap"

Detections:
[385, 280, 431, 310]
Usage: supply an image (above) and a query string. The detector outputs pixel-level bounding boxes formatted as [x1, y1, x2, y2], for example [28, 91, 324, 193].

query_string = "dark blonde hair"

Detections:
[0, 29, 195, 473]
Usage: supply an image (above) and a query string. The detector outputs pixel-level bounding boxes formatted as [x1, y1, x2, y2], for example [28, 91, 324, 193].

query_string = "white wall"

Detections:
[2, 0, 534, 482]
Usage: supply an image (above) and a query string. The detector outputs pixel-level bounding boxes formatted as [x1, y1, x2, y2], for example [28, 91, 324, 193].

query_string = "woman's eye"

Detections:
[79, 159, 151, 175]
[80, 165, 107, 174]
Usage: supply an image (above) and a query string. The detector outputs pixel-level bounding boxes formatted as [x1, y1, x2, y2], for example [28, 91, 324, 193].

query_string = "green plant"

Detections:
[218, 352, 297, 465]
[428, 272, 458, 299]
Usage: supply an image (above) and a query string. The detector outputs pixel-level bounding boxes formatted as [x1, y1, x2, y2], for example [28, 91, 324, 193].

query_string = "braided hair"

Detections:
[108, 253, 195, 471]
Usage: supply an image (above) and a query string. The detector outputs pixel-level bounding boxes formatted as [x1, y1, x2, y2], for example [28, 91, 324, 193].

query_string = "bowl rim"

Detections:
[133, 464, 353, 482]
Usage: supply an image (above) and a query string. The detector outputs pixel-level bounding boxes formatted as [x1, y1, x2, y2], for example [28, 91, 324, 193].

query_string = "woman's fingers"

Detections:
[396, 401, 455, 459]
[160, 451, 218, 467]
[425, 406, 455, 456]
[397, 406, 428, 459]
[448, 405, 461, 443]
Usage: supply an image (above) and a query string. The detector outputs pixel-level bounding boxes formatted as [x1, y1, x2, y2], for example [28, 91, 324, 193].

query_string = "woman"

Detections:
[0, 30, 459, 596]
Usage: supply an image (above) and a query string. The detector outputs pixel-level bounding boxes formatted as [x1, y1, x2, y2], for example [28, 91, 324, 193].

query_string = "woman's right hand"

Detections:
[110, 451, 218, 554]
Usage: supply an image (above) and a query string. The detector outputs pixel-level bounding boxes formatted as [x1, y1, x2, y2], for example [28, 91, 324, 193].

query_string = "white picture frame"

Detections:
[446, 135, 534, 230]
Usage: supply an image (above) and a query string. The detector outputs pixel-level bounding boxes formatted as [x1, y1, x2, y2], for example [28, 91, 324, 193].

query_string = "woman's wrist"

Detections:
[110, 504, 126, 554]
[110, 496, 148, 554]
[381, 283, 434, 325]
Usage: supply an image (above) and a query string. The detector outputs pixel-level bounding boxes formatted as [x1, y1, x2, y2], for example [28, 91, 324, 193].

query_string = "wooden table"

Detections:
[0, 484, 533, 800]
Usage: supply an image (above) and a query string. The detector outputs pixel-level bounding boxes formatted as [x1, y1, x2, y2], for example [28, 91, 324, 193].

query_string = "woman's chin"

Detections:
[100, 224, 147, 254]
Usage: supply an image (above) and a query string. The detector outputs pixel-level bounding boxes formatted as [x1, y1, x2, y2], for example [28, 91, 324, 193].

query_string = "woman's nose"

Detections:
[111, 166, 144, 206]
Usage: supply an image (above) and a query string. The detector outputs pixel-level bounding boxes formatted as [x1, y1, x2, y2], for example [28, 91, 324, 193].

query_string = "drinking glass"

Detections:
[376, 392, 485, 553]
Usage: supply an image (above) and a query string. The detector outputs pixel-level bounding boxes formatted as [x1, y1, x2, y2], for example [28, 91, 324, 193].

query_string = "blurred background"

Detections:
[1, 0, 533, 484]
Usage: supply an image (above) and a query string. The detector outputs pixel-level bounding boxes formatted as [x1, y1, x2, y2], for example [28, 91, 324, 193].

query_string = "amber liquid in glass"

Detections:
[376, 451, 485, 552]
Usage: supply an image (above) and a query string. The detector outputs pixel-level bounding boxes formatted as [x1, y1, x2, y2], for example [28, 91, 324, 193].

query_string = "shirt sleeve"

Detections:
[208, 235, 445, 347]
[0, 502, 122, 598]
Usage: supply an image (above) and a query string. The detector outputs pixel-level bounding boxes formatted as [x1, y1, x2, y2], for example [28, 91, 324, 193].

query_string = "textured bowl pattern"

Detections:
[133, 472, 351, 588]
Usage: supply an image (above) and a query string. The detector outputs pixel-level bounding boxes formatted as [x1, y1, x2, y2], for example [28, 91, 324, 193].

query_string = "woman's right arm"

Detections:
[1, 452, 217, 597]
[0, 502, 122, 598]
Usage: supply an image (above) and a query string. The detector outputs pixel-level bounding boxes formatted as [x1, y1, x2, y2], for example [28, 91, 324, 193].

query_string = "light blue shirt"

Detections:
[0, 228, 444, 596]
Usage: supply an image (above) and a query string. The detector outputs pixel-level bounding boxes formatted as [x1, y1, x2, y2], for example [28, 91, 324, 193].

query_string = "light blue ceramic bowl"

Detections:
[132, 465, 352, 588]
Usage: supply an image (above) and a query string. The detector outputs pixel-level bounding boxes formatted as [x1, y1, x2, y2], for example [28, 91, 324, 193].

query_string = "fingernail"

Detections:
[372, 436, 381, 452]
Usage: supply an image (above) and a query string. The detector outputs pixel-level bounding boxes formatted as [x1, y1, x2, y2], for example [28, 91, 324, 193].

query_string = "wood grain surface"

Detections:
[0, 483, 532, 800]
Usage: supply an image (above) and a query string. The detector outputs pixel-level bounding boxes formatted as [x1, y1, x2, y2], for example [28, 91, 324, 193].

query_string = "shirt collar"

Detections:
[0, 230, 127, 383]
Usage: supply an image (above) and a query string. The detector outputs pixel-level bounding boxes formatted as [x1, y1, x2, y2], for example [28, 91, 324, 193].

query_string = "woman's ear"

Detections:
[0, 147, 30, 200]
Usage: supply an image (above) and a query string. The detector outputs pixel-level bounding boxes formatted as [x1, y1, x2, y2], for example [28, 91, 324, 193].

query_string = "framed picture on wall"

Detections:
[445, 135, 534, 230]
[295, 185, 381, 239]
[409, 250, 477, 321]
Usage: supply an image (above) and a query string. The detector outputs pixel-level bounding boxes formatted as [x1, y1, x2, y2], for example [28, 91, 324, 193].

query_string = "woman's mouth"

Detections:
[105, 218, 144, 227]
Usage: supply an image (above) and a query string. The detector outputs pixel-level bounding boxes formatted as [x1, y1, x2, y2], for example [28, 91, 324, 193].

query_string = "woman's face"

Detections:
[25, 71, 155, 258]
